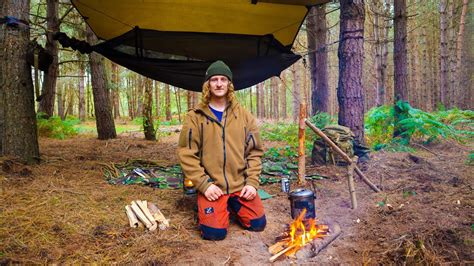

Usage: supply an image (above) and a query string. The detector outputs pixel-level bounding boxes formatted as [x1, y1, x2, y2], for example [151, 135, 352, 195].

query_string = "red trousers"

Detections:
[197, 192, 266, 240]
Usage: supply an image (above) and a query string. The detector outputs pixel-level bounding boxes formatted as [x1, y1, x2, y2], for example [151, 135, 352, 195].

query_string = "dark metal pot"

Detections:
[289, 188, 316, 220]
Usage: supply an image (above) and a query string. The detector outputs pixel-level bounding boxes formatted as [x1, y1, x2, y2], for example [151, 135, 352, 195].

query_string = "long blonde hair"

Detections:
[200, 80, 236, 105]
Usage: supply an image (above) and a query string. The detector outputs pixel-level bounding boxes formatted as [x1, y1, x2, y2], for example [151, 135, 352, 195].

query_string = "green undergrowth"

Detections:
[37, 113, 79, 139]
[261, 112, 337, 155]
[365, 102, 473, 151]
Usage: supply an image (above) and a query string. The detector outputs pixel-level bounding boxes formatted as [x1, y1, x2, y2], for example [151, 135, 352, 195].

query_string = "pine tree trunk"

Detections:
[78, 61, 86, 121]
[1, 0, 40, 162]
[256, 82, 264, 118]
[338, 0, 366, 144]
[447, 0, 457, 108]
[307, 5, 330, 114]
[292, 63, 301, 122]
[420, 25, 430, 111]
[66, 83, 74, 117]
[111, 62, 121, 118]
[372, 0, 385, 106]
[393, 0, 409, 138]
[86, 25, 116, 140]
[38, 0, 58, 117]
[57, 82, 64, 119]
[455, 0, 469, 108]
[87, 74, 94, 118]
[135, 78, 143, 118]
[175, 87, 182, 123]
[271, 77, 279, 119]
[143, 78, 156, 140]
[126, 77, 134, 119]
[165, 83, 171, 121]
[280, 74, 287, 119]
[381, 0, 391, 104]
[249, 87, 253, 114]
[439, 0, 449, 107]
[154, 81, 161, 118]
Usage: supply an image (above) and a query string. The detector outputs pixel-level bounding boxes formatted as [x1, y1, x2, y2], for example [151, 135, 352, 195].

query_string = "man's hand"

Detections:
[204, 184, 224, 201]
[239, 185, 257, 200]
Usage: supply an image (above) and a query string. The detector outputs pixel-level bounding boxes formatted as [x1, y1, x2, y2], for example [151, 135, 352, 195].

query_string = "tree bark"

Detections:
[307, 5, 330, 114]
[1, 0, 40, 163]
[78, 61, 86, 121]
[439, 0, 449, 107]
[111, 62, 121, 118]
[174, 87, 182, 123]
[85, 25, 116, 140]
[165, 83, 171, 121]
[372, 0, 385, 106]
[38, 0, 59, 117]
[271, 77, 279, 119]
[393, 0, 409, 138]
[256, 82, 264, 118]
[381, 0, 391, 104]
[292, 63, 302, 122]
[280, 74, 287, 119]
[143, 78, 156, 140]
[447, 0, 457, 108]
[57, 81, 64, 119]
[337, 0, 366, 144]
[455, 0, 469, 108]
[154, 81, 161, 118]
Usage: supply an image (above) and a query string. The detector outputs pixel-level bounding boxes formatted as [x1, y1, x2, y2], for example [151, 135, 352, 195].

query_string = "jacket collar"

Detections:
[195, 100, 239, 123]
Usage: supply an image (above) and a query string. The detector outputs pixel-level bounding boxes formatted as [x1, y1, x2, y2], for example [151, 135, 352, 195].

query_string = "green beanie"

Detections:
[205, 60, 233, 81]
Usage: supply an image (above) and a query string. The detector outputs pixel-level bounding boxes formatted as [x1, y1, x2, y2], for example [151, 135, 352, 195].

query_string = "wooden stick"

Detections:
[125, 205, 139, 228]
[298, 102, 307, 185]
[130, 201, 153, 229]
[268, 241, 286, 254]
[304, 119, 381, 192]
[296, 223, 342, 259]
[347, 157, 358, 209]
[269, 244, 297, 262]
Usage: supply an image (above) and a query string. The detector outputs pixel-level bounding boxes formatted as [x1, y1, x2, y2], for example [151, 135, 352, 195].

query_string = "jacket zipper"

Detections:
[196, 108, 230, 194]
[188, 128, 192, 149]
[222, 111, 230, 194]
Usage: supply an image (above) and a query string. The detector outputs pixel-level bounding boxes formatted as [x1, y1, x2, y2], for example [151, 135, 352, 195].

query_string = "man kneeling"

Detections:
[177, 60, 266, 240]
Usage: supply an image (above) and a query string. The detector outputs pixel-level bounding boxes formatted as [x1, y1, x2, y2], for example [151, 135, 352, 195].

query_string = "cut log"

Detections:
[295, 222, 342, 259]
[125, 205, 139, 228]
[148, 202, 170, 230]
[135, 200, 157, 231]
[130, 201, 153, 229]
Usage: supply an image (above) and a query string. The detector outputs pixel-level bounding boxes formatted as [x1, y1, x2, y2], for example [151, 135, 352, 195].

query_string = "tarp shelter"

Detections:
[71, 0, 329, 91]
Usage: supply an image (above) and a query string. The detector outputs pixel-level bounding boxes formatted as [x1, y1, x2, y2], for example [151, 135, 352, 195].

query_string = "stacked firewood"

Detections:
[125, 200, 169, 231]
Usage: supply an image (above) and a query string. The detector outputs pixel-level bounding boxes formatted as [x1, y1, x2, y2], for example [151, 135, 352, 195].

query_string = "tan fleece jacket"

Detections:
[177, 100, 263, 194]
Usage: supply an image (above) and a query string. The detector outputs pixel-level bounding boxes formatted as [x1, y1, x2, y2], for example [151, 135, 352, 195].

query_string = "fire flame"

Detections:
[285, 209, 328, 254]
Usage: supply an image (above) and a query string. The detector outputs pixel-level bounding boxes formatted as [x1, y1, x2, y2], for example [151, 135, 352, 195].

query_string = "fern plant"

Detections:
[37, 113, 78, 139]
[365, 102, 473, 149]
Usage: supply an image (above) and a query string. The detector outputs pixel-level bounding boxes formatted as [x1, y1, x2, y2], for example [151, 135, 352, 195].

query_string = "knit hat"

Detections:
[205, 60, 233, 81]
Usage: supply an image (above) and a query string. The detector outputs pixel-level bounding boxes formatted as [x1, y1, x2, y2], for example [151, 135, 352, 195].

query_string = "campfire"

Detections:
[268, 209, 341, 262]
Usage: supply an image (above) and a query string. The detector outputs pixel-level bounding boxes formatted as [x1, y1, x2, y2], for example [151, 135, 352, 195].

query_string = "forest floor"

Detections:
[0, 128, 472, 264]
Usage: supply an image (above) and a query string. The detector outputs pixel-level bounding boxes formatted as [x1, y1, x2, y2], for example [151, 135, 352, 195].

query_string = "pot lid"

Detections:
[289, 188, 314, 198]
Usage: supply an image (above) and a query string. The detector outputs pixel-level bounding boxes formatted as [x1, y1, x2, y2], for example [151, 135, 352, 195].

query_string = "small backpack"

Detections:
[311, 125, 355, 166]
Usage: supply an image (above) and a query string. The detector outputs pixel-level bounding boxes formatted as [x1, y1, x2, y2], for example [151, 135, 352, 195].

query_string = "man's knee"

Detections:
[200, 224, 227, 240]
[249, 215, 266, 232]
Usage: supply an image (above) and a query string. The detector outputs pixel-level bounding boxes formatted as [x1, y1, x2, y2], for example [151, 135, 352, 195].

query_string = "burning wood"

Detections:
[268, 209, 340, 262]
